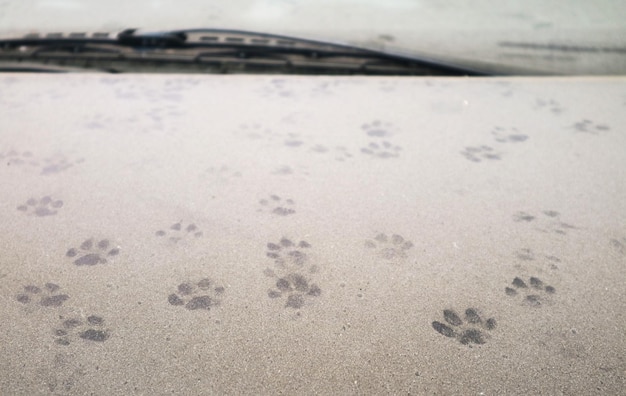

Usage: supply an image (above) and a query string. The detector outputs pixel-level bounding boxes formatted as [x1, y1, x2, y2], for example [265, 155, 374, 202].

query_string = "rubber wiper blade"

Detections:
[116, 28, 492, 76]
[0, 28, 493, 76]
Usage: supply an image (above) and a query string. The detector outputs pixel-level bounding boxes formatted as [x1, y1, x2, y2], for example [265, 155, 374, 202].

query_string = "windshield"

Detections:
[0, 0, 625, 74]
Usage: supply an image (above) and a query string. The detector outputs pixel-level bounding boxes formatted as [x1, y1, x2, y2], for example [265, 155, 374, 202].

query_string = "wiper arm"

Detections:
[0, 28, 493, 76]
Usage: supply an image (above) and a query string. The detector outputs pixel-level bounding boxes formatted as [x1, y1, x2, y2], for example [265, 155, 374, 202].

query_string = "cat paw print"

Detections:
[264, 269, 322, 309]
[610, 238, 626, 255]
[513, 210, 576, 235]
[16, 196, 64, 217]
[533, 98, 564, 114]
[1, 151, 83, 174]
[310, 81, 336, 97]
[258, 195, 296, 216]
[40, 154, 84, 175]
[283, 133, 305, 148]
[360, 120, 402, 159]
[1, 149, 37, 167]
[270, 164, 311, 178]
[513, 212, 535, 222]
[505, 276, 555, 307]
[432, 308, 496, 345]
[333, 146, 353, 162]
[360, 141, 402, 159]
[155, 221, 203, 243]
[364, 233, 413, 260]
[361, 120, 396, 138]
[65, 238, 120, 266]
[515, 248, 536, 261]
[15, 283, 69, 307]
[571, 119, 610, 135]
[460, 145, 501, 162]
[53, 315, 110, 346]
[265, 237, 313, 268]
[264, 238, 320, 309]
[258, 79, 295, 99]
[167, 278, 225, 311]
[514, 248, 561, 269]
[310, 144, 353, 162]
[491, 126, 528, 143]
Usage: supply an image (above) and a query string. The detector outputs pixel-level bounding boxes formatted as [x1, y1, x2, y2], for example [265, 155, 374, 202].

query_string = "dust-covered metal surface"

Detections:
[0, 74, 625, 394]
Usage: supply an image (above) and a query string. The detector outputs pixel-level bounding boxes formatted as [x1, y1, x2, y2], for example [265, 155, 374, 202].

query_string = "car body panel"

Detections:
[0, 74, 625, 394]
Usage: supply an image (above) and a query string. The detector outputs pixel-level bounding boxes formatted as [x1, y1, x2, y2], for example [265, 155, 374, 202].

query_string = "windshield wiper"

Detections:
[0, 28, 493, 76]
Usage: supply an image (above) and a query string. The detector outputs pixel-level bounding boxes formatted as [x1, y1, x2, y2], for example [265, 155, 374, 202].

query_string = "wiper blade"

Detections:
[0, 28, 493, 76]
[116, 29, 188, 48]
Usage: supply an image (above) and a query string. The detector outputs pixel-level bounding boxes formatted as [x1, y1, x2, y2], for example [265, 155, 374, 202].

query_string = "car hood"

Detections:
[1, 74, 625, 394]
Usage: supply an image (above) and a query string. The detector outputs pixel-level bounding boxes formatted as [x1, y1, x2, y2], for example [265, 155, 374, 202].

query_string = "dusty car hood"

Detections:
[0, 74, 625, 394]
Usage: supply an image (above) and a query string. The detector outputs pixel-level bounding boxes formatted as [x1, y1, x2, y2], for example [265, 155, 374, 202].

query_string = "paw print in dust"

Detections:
[360, 120, 402, 159]
[361, 120, 396, 138]
[514, 248, 561, 269]
[310, 81, 336, 97]
[264, 238, 321, 309]
[53, 315, 110, 346]
[0, 150, 37, 167]
[15, 283, 69, 307]
[17, 196, 64, 217]
[236, 123, 277, 141]
[333, 146, 353, 162]
[265, 237, 313, 268]
[283, 133, 305, 148]
[513, 210, 576, 235]
[1, 151, 84, 174]
[284, 136, 352, 161]
[155, 221, 203, 243]
[259, 79, 295, 99]
[515, 248, 536, 261]
[432, 308, 496, 345]
[491, 127, 529, 143]
[167, 278, 225, 311]
[66, 238, 120, 266]
[610, 238, 626, 255]
[40, 154, 85, 175]
[364, 233, 413, 260]
[462, 127, 527, 162]
[513, 211, 536, 222]
[361, 141, 402, 159]
[310, 144, 353, 162]
[533, 98, 564, 114]
[258, 195, 296, 216]
[460, 145, 501, 162]
[270, 164, 311, 180]
[505, 276, 556, 307]
[264, 269, 322, 309]
[571, 119, 610, 135]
